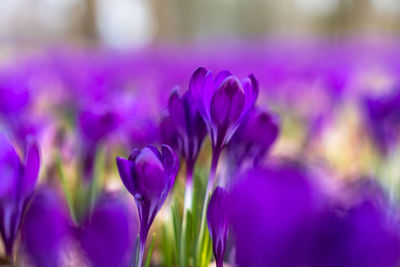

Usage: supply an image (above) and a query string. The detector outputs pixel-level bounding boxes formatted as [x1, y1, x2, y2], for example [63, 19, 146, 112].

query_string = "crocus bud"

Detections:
[0, 135, 40, 257]
[116, 145, 179, 266]
[207, 187, 230, 267]
[189, 67, 258, 152]
[166, 90, 206, 172]
[227, 108, 279, 171]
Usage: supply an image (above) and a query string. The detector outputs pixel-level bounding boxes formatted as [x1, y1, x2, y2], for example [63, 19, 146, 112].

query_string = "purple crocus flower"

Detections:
[207, 187, 229, 267]
[165, 90, 206, 176]
[161, 89, 206, 211]
[0, 135, 40, 258]
[189, 67, 258, 155]
[78, 193, 138, 267]
[227, 108, 279, 173]
[116, 145, 179, 266]
[21, 186, 69, 267]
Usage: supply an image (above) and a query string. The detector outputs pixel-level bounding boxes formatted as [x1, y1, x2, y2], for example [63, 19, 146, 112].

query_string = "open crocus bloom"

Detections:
[189, 67, 258, 153]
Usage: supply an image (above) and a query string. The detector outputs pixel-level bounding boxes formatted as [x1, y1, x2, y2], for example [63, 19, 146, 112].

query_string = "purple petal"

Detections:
[22, 140, 40, 197]
[207, 187, 230, 265]
[168, 90, 186, 134]
[0, 135, 21, 198]
[116, 157, 135, 196]
[79, 193, 137, 267]
[240, 75, 259, 118]
[160, 144, 179, 180]
[145, 145, 163, 162]
[189, 67, 207, 118]
[215, 70, 232, 86]
[133, 147, 166, 198]
[21, 187, 69, 267]
[128, 148, 141, 162]
[211, 77, 245, 126]
[159, 115, 180, 152]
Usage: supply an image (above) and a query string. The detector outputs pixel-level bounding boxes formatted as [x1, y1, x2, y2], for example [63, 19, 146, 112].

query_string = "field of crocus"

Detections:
[1, 39, 400, 267]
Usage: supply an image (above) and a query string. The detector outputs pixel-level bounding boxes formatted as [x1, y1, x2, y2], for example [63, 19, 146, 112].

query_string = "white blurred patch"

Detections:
[96, 0, 155, 50]
[293, 0, 339, 15]
[370, 0, 400, 14]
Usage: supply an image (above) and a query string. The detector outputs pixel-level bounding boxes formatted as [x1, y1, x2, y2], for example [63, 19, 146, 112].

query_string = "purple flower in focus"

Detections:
[21, 186, 69, 267]
[207, 187, 229, 267]
[116, 145, 179, 266]
[160, 90, 206, 213]
[227, 108, 279, 171]
[162, 89, 206, 174]
[0, 135, 40, 257]
[189, 67, 258, 153]
[78, 193, 137, 267]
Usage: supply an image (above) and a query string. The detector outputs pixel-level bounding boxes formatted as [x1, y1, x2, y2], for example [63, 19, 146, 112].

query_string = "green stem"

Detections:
[195, 149, 220, 267]
[179, 167, 194, 267]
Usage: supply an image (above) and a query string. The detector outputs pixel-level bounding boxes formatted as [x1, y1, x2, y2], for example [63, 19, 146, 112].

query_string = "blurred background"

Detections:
[0, 0, 400, 49]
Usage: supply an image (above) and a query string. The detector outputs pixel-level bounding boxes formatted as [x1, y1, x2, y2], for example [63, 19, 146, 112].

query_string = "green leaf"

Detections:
[55, 154, 77, 224]
[86, 146, 105, 215]
[144, 233, 156, 267]
[160, 223, 175, 267]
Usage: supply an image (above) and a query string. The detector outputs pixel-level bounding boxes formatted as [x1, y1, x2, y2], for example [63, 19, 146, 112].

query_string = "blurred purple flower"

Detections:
[78, 193, 137, 267]
[21, 186, 70, 267]
[363, 88, 400, 155]
[207, 187, 229, 267]
[227, 108, 279, 171]
[78, 108, 120, 180]
[78, 108, 120, 144]
[230, 165, 323, 267]
[0, 135, 40, 257]
[189, 67, 258, 153]
[231, 165, 400, 267]
[308, 195, 400, 267]
[0, 71, 30, 114]
[116, 145, 179, 266]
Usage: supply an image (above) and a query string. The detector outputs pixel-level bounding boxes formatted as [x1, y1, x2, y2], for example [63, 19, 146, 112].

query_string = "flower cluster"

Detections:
[1, 42, 400, 267]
